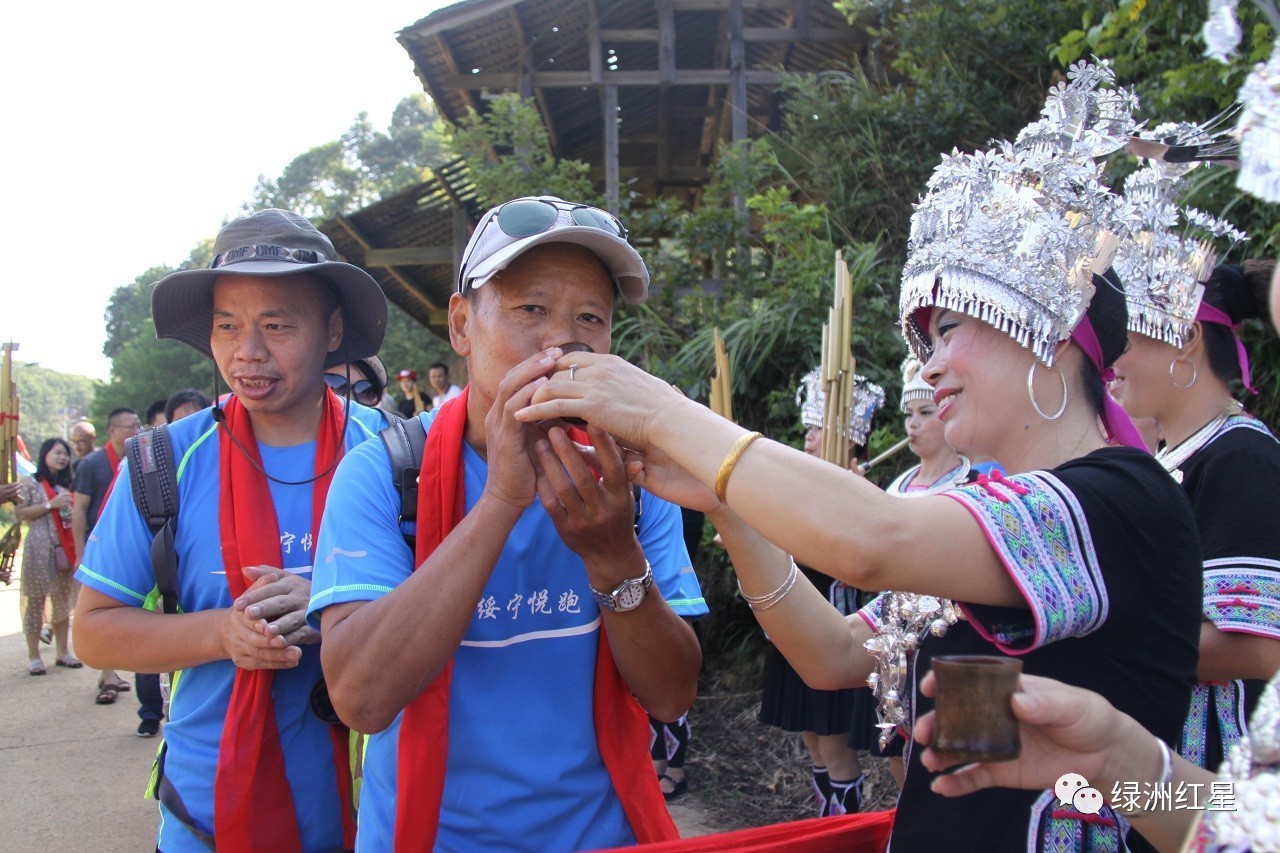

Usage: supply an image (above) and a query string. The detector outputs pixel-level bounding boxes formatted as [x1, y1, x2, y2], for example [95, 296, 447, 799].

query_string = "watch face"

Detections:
[615, 581, 646, 611]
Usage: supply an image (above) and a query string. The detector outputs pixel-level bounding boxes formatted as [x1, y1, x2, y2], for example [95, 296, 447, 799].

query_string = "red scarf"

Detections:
[97, 441, 124, 515]
[393, 388, 678, 850]
[214, 391, 356, 851]
[40, 480, 76, 568]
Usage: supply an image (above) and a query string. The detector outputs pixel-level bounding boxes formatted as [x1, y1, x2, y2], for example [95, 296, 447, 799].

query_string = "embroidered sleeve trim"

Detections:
[944, 471, 1108, 653]
[858, 592, 888, 632]
[1203, 558, 1280, 639]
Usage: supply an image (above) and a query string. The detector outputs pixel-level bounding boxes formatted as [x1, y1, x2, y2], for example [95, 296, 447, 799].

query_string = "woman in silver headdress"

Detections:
[860, 357, 978, 787]
[758, 369, 885, 817]
[519, 62, 1204, 851]
[1108, 162, 1280, 773]
[884, 357, 973, 497]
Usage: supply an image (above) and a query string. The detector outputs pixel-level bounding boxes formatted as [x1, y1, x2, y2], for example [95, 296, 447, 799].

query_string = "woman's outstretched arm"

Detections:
[521, 354, 1023, 609]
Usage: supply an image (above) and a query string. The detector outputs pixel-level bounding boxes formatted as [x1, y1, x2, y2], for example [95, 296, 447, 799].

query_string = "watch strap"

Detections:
[590, 561, 653, 612]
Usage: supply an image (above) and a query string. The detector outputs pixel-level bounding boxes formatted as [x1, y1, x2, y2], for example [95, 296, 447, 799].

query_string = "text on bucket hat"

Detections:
[151, 209, 387, 369]
[457, 196, 649, 304]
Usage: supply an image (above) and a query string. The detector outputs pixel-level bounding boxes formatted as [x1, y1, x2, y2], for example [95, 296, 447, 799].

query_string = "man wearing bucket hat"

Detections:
[72, 208, 390, 852]
[309, 196, 706, 850]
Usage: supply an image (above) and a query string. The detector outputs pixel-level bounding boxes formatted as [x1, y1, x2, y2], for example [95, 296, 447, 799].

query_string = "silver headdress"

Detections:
[1237, 43, 1280, 202]
[1201, 0, 1280, 201]
[900, 357, 933, 409]
[900, 60, 1140, 367]
[796, 367, 885, 446]
[1115, 131, 1247, 347]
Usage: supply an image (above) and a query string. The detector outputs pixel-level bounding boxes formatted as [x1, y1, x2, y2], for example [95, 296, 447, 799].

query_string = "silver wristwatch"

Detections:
[590, 561, 653, 613]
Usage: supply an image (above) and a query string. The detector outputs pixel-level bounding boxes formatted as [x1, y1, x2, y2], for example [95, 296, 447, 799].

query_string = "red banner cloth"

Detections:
[599, 809, 894, 853]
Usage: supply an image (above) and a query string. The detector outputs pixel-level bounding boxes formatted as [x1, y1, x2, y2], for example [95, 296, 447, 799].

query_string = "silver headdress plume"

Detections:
[796, 367, 885, 446]
[1201, 0, 1280, 201]
[1237, 45, 1280, 201]
[900, 357, 933, 409]
[1204, 0, 1245, 62]
[900, 60, 1140, 367]
[1116, 124, 1248, 347]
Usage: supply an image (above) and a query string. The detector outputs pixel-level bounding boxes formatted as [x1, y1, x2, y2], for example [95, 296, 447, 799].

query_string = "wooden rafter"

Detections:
[673, 0, 805, 9]
[365, 247, 455, 266]
[336, 215, 441, 316]
[697, 10, 732, 162]
[433, 32, 483, 116]
[440, 68, 783, 88]
[506, 5, 561, 153]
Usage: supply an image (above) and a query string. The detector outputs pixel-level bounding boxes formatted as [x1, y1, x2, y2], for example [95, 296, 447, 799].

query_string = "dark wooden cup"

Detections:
[931, 655, 1022, 764]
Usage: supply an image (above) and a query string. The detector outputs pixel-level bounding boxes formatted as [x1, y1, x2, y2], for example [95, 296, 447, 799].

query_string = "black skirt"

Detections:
[758, 644, 860, 736]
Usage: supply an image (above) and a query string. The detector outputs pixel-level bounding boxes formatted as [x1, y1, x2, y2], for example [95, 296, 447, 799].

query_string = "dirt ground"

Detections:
[681, 689, 899, 829]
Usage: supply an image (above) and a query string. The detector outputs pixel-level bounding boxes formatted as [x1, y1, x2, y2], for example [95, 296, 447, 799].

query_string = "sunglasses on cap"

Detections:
[323, 373, 379, 403]
[458, 199, 628, 292]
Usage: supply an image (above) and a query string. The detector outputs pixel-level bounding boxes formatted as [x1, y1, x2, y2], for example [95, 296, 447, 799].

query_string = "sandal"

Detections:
[112, 679, 131, 692]
[95, 680, 119, 705]
[28, 659, 46, 676]
[39, 625, 52, 645]
[658, 773, 687, 802]
[55, 655, 84, 669]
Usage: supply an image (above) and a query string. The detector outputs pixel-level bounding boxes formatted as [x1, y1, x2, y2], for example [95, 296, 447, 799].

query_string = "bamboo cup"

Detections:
[931, 655, 1023, 764]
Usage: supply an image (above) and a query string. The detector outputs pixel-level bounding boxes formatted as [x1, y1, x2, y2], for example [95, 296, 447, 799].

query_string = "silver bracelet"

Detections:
[1111, 735, 1174, 818]
[737, 560, 800, 612]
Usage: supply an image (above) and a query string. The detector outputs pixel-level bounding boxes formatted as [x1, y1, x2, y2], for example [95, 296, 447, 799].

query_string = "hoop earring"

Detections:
[1027, 361, 1068, 420]
[1169, 357, 1198, 390]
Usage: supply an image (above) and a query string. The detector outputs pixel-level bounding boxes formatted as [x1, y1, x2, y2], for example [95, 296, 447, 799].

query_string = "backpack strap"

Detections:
[125, 427, 180, 615]
[379, 416, 427, 550]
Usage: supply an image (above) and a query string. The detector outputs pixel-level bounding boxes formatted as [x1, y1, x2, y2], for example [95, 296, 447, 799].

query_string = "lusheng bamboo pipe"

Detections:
[820, 251, 855, 466]
[709, 327, 734, 422]
[0, 341, 18, 486]
[859, 435, 912, 474]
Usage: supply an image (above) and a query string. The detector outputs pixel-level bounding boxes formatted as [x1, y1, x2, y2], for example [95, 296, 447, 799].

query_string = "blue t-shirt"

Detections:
[309, 411, 708, 853]
[76, 402, 387, 853]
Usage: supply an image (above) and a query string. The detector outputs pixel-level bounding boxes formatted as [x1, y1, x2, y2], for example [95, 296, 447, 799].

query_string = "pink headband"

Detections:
[1069, 318, 1148, 451]
[1195, 303, 1257, 394]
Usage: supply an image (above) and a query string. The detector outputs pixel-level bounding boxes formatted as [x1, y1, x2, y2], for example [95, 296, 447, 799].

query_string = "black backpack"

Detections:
[125, 427, 181, 615]
[380, 416, 427, 549]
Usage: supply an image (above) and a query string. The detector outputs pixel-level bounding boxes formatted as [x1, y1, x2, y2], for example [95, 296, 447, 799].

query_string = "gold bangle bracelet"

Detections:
[715, 431, 763, 504]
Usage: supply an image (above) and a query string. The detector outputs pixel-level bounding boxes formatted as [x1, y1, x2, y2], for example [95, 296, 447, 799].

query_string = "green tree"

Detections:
[378, 303, 458, 383]
[447, 93, 596, 207]
[1048, 0, 1280, 428]
[12, 362, 98, 450]
[96, 242, 215, 421]
[252, 93, 450, 219]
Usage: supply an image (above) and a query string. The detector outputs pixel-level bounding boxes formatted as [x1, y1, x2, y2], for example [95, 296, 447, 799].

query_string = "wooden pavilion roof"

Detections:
[325, 0, 872, 336]
[399, 0, 870, 203]
[318, 157, 480, 337]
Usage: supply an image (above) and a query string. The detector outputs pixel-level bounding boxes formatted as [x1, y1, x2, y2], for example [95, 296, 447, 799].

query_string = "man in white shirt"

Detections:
[427, 362, 463, 409]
